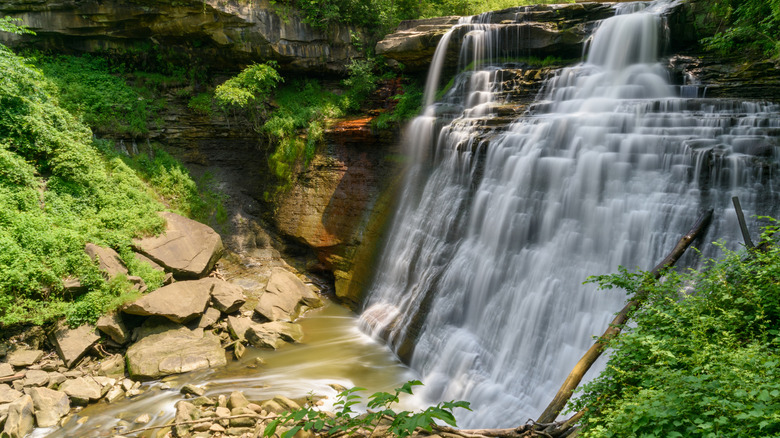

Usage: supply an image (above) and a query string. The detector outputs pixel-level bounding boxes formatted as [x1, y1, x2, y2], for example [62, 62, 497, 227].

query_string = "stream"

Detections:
[36, 301, 415, 438]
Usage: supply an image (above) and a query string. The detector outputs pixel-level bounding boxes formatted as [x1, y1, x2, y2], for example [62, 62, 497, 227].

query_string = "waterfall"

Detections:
[361, 0, 779, 428]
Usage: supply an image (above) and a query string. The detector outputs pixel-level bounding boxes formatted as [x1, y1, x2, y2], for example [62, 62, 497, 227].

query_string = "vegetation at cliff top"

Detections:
[571, 222, 780, 437]
[701, 0, 780, 59]
[0, 20, 217, 327]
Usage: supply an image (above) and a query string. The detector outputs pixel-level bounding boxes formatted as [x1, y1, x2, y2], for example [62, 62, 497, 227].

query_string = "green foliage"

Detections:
[188, 92, 214, 116]
[0, 44, 168, 327]
[264, 381, 471, 438]
[343, 59, 379, 111]
[373, 80, 424, 130]
[572, 222, 780, 437]
[214, 62, 283, 110]
[35, 54, 158, 138]
[701, 0, 780, 59]
[0, 16, 35, 35]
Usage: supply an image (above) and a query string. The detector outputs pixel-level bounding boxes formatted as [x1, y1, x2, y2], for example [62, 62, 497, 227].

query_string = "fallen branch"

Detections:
[536, 209, 713, 425]
[122, 412, 279, 435]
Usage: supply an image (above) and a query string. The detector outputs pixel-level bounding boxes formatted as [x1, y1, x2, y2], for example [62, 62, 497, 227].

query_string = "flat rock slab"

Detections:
[85, 243, 128, 280]
[0, 362, 14, 377]
[245, 321, 303, 350]
[133, 212, 224, 279]
[60, 376, 102, 405]
[0, 383, 23, 403]
[96, 311, 130, 345]
[6, 350, 43, 367]
[122, 279, 211, 324]
[126, 326, 226, 380]
[50, 323, 100, 368]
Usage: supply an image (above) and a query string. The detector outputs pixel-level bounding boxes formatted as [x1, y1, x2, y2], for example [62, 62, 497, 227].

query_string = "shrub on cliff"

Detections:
[0, 22, 167, 326]
[571, 222, 780, 437]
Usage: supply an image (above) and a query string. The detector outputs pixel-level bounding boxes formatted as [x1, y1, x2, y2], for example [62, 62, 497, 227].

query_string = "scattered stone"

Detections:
[46, 372, 66, 389]
[126, 326, 227, 380]
[60, 377, 102, 405]
[6, 350, 43, 367]
[85, 243, 128, 279]
[273, 395, 301, 411]
[133, 212, 224, 279]
[125, 388, 144, 398]
[233, 341, 246, 359]
[2, 394, 33, 438]
[226, 315, 252, 342]
[191, 396, 216, 406]
[260, 399, 286, 414]
[245, 321, 304, 350]
[0, 384, 22, 403]
[134, 413, 151, 424]
[25, 387, 70, 428]
[229, 407, 256, 427]
[181, 384, 205, 397]
[197, 307, 222, 329]
[207, 278, 246, 313]
[122, 279, 212, 324]
[50, 323, 100, 368]
[227, 391, 250, 410]
[174, 400, 201, 437]
[62, 370, 83, 379]
[21, 370, 48, 387]
[121, 379, 135, 392]
[104, 385, 124, 403]
[97, 354, 125, 378]
[226, 426, 255, 436]
[96, 312, 130, 345]
[209, 423, 226, 433]
[92, 376, 116, 390]
[39, 359, 63, 372]
[191, 420, 213, 432]
[0, 363, 14, 378]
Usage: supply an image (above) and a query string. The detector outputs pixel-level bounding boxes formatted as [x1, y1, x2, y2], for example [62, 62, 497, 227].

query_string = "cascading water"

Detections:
[361, 0, 779, 429]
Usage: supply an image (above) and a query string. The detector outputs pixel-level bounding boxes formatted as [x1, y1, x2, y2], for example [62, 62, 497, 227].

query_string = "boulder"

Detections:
[25, 387, 70, 428]
[174, 400, 201, 438]
[122, 279, 212, 324]
[245, 321, 303, 350]
[2, 395, 33, 438]
[85, 243, 128, 279]
[133, 212, 224, 279]
[97, 354, 125, 379]
[50, 323, 100, 368]
[226, 391, 250, 410]
[254, 268, 323, 322]
[6, 350, 43, 367]
[96, 311, 130, 345]
[59, 377, 102, 405]
[0, 384, 22, 404]
[226, 315, 252, 341]
[126, 326, 227, 380]
[208, 279, 246, 314]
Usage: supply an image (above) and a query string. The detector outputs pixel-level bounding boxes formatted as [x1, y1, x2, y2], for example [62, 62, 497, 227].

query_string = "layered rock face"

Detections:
[0, 0, 363, 73]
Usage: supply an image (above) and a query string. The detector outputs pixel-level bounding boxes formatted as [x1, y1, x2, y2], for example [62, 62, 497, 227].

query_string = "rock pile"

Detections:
[0, 212, 324, 437]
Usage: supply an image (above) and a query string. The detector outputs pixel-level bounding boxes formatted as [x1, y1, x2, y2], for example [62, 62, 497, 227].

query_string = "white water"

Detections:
[361, 0, 779, 428]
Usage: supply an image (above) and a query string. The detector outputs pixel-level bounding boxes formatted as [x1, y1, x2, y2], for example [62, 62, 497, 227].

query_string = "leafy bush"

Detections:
[264, 381, 471, 438]
[214, 62, 283, 110]
[701, 0, 780, 58]
[572, 222, 780, 437]
[0, 40, 167, 327]
[373, 80, 424, 130]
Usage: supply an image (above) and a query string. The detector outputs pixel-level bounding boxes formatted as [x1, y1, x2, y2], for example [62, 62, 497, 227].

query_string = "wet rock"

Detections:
[208, 278, 246, 314]
[6, 350, 43, 367]
[126, 326, 227, 380]
[174, 400, 201, 437]
[226, 315, 252, 342]
[60, 377, 102, 405]
[133, 212, 224, 279]
[97, 311, 131, 344]
[272, 395, 301, 412]
[134, 413, 151, 424]
[2, 394, 33, 438]
[181, 384, 205, 397]
[191, 396, 216, 407]
[245, 321, 304, 350]
[97, 354, 125, 379]
[122, 279, 212, 324]
[104, 385, 124, 403]
[226, 391, 250, 410]
[50, 322, 100, 368]
[85, 243, 128, 279]
[0, 384, 23, 404]
[21, 370, 48, 387]
[0, 363, 13, 378]
[25, 387, 70, 427]
[229, 407, 256, 427]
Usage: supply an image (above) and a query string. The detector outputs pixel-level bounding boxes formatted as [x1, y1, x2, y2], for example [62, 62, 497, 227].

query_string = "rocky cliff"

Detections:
[0, 0, 364, 73]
